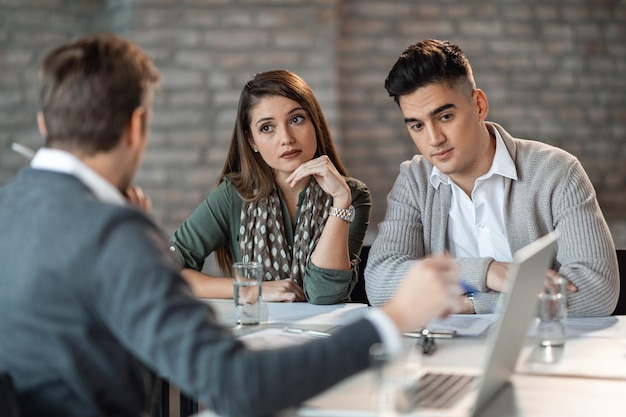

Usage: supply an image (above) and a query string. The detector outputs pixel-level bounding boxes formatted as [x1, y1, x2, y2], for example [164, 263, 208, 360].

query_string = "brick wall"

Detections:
[1, 0, 625, 248]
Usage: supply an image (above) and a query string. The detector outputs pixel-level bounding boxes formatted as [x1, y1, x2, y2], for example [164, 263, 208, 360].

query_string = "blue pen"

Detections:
[459, 280, 480, 313]
[459, 280, 501, 313]
[460, 280, 479, 295]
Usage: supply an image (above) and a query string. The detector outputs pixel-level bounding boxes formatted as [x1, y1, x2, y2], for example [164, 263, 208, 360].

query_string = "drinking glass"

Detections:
[232, 262, 263, 326]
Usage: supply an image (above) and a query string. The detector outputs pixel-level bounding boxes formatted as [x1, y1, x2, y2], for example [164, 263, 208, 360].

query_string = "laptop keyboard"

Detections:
[407, 372, 477, 409]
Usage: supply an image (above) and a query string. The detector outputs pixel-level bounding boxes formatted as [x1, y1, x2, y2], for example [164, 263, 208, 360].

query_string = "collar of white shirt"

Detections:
[30, 147, 127, 206]
[429, 128, 518, 189]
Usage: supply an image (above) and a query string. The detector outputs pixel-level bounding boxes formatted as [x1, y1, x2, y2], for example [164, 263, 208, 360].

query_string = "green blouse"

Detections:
[169, 177, 371, 304]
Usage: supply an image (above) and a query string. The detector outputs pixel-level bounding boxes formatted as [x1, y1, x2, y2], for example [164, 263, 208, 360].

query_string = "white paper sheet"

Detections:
[423, 313, 499, 337]
[526, 316, 624, 338]
[238, 327, 328, 350]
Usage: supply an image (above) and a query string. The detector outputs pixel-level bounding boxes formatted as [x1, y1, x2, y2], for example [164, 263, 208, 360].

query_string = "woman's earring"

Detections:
[253, 148, 259, 153]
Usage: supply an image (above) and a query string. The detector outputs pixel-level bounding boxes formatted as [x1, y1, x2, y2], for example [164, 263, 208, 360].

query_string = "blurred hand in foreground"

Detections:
[381, 255, 460, 333]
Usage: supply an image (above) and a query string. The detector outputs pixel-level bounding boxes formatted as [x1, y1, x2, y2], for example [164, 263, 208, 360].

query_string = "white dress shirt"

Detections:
[430, 130, 518, 262]
[31, 147, 126, 206]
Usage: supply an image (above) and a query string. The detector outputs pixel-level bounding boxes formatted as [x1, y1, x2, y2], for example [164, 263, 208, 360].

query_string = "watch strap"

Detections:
[328, 205, 354, 223]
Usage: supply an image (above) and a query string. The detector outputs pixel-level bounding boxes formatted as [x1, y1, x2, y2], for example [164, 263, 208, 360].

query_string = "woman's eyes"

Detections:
[258, 115, 306, 133]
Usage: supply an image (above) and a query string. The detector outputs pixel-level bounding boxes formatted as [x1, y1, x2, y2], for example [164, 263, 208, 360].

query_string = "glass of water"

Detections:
[232, 262, 263, 326]
[536, 274, 567, 348]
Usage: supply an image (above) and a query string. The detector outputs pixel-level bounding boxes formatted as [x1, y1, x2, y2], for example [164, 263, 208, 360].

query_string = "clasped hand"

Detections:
[285, 155, 351, 206]
[486, 261, 578, 293]
[262, 279, 306, 302]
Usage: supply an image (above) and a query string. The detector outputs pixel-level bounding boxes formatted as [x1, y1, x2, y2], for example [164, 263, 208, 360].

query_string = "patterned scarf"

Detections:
[239, 179, 331, 285]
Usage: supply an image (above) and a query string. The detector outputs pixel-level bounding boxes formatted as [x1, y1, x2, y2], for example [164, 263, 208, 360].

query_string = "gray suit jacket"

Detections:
[365, 122, 618, 316]
[0, 168, 380, 417]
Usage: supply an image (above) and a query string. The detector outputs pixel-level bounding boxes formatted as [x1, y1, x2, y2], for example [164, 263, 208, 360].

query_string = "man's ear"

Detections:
[126, 106, 147, 150]
[473, 89, 489, 122]
[37, 112, 48, 138]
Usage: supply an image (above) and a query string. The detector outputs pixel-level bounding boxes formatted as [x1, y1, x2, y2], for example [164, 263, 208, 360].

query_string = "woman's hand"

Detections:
[286, 155, 351, 207]
[262, 279, 306, 302]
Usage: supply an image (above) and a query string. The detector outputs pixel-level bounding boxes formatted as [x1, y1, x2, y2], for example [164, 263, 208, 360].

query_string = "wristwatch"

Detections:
[466, 292, 476, 313]
[328, 205, 355, 223]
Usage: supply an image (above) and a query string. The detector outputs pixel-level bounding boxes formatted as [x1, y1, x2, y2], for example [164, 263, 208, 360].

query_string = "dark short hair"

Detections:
[384, 39, 475, 104]
[38, 33, 160, 154]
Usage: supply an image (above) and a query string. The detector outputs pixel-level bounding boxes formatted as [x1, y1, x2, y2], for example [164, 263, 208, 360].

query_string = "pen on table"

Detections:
[403, 329, 456, 339]
[403, 280, 477, 341]
[283, 327, 331, 338]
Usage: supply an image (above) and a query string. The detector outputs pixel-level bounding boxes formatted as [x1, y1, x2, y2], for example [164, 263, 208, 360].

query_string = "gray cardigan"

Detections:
[0, 168, 380, 417]
[365, 122, 618, 316]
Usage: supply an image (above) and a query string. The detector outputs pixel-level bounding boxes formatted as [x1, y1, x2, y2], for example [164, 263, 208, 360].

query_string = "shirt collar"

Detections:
[30, 148, 127, 206]
[429, 128, 518, 189]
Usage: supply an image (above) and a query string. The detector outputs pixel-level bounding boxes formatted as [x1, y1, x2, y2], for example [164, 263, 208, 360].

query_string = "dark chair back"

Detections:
[350, 245, 370, 305]
[0, 373, 20, 417]
[612, 249, 626, 315]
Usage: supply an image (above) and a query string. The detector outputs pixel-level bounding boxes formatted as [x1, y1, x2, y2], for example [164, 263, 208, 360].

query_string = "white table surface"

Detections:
[298, 315, 626, 416]
[195, 301, 626, 417]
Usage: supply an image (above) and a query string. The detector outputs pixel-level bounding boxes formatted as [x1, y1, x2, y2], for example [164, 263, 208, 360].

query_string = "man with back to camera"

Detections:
[0, 33, 460, 417]
[365, 39, 618, 316]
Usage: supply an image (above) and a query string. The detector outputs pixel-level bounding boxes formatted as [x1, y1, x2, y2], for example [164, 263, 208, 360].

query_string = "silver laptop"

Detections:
[298, 231, 558, 417]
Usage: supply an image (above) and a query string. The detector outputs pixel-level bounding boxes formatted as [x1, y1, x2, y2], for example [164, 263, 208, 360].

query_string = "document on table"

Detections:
[526, 316, 623, 338]
[239, 327, 330, 350]
[266, 302, 369, 325]
[232, 303, 370, 348]
[199, 298, 369, 328]
[563, 316, 622, 338]
[292, 303, 369, 325]
[427, 315, 625, 339]
[425, 314, 499, 337]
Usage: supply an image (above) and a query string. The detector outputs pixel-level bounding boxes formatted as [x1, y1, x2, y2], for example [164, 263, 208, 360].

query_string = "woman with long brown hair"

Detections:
[169, 70, 371, 304]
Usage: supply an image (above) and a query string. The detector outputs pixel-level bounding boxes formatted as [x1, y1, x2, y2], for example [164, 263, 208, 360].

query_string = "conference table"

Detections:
[188, 300, 626, 417]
